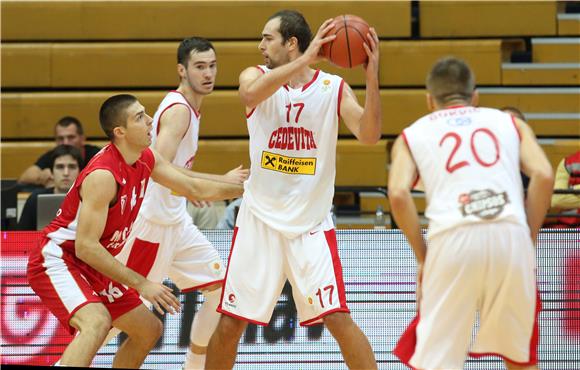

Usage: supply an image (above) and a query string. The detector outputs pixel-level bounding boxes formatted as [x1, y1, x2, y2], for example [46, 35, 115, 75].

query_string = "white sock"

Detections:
[183, 351, 205, 370]
[182, 288, 222, 370]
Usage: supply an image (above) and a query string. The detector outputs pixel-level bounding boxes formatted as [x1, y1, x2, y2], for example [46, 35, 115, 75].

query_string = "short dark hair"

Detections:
[500, 106, 526, 121]
[50, 144, 83, 170]
[55, 116, 84, 136]
[99, 94, 138, 140]
[177, 37, 215, 66]
[268, 10, 312, 53]
[426, 57, 475, 106]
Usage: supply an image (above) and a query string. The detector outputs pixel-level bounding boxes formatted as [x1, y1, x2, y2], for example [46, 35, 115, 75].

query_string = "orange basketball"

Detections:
[321, 15, 370, 69]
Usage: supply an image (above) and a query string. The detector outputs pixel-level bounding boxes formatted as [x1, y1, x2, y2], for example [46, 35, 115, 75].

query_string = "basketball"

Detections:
[321, 15, 370, 68]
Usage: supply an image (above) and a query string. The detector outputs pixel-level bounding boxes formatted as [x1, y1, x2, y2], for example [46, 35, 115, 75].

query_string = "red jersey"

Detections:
[42, 144, 155, 256]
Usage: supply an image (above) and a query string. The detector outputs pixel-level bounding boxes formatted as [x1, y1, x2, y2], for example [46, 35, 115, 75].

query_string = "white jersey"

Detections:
[244, 66, 344, 238]
[403, 106, 528, 239]
[140, 91, 200, 224]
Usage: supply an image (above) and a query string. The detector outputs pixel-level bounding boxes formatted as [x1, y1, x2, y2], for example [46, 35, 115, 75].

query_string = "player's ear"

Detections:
[471, 90, 479, 107]
[426, 93, 435, 112]
[287, 36, 299, 51]
[177, 63, 186, 79]
[112, 125, 126, 141]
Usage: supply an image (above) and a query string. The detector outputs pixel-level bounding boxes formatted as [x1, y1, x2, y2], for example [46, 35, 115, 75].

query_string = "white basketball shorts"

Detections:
[218, 201, 350, 325]
[117, 214, 225, 292]
[395, 222, 539, 370]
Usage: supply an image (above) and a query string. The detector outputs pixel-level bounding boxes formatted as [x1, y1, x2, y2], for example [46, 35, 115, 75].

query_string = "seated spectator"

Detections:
[186, 200, 226, 229]
[18, 145, 82, 230]
[216, 198, 242, 229]
[550, 150, 580, 227]
[17, 116, 101, 188]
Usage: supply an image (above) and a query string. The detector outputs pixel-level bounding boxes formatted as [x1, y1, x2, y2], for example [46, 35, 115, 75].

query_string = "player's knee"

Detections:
[71, 305, 112, 337]
[323, 312, 352, 333]
[217, 315, 247, 338]
[141, 316, 163, 345]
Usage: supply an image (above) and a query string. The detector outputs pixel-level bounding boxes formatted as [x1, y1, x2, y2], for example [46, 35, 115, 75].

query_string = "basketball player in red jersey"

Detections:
[206, 10, 381, 369]
[389, 57, 554, 369]
[27, 94, 243, 367]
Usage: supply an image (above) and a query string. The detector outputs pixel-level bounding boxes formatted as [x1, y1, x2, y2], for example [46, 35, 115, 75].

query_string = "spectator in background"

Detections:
[187, 200, 226, 229]
[18, 145, 82, 230]
[550, 150, 580, 227]
[18, 116, 101, 188]
[216, 198, 242, 229]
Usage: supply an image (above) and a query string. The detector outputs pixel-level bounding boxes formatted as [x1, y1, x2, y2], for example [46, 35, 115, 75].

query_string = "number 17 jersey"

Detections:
[244, 67, 344, 239]
[403, 106, 528, 239]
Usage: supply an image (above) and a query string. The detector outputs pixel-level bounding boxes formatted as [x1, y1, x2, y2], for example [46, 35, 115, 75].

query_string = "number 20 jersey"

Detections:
[403, 106, 528, 239]
[244, 66, 344, 238]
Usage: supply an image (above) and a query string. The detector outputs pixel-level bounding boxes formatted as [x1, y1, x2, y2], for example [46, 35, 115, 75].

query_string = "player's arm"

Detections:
[239, 19, 336, 110]
[151, 150, 243, 201]
[516, 118, 554, 242]
[154, 104, 190, 163]
[75, 170, 180, 314]
[551, 158, 579, 209]
[174, 165, 249, 185]
[340, 28, 381, 145]
[388, 136, 426, 264]
[155, 104, 249, 185]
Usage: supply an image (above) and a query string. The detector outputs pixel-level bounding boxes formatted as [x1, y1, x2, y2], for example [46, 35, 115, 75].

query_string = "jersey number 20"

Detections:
[439, 128, 500, 174]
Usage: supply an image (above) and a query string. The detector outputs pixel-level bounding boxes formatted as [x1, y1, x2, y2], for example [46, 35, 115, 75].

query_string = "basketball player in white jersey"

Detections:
[113, 38, 248, 369]
[206, 10, 381, 369]
[389, 57, 554, 369]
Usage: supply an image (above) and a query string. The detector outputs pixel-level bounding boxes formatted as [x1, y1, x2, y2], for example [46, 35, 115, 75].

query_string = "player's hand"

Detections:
[362, 27, 379, 80]
[136, 280, 181, 315]
[415, 263, 423, 312]
[303, 18, 336, 65]
[191, 200, 212, 208]
[224, 165, 249, 185]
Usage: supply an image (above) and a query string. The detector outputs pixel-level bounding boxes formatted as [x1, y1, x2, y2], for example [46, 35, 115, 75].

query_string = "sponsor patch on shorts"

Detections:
[261, 151, 316, 175]
[459, 189, 509, 219]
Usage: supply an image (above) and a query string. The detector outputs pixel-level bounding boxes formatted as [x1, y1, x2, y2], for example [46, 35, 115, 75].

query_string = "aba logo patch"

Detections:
[459, 189, 509, 219]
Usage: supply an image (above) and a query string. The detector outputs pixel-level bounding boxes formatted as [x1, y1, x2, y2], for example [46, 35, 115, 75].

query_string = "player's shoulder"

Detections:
[137, 147, 156, 172]
[160, 90, 189, 106]
[317, 69, 343, 83]
[241, 65, 268, 79]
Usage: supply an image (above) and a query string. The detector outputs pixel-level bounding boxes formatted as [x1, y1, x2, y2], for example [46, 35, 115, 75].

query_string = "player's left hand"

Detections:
[362, 27, 379, 79]
[224, 165, 250, 185]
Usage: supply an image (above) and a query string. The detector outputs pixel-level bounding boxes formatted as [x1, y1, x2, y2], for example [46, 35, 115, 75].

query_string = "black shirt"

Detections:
[35, 144, 101, 170]
[17, 188, 53, 231]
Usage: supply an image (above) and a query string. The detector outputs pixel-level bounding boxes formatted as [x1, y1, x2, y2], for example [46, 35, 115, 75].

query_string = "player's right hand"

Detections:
[137, 281, 181, 315]
[303, 18, 336, 65]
